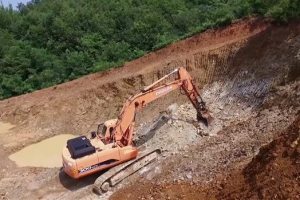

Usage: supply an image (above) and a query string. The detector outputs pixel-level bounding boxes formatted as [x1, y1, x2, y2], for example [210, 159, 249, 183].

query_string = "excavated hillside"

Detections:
[217, 116, 300, 199]
[111, 116, 300, 200]
[0, 17, 300, 199]
[0, 17, 271, 151]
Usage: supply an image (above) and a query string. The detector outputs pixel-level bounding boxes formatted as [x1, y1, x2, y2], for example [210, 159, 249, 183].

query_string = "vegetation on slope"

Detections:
[0, 0, 299, 99]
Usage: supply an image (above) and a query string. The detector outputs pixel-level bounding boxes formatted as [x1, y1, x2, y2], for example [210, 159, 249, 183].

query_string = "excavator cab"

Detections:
[90, 123, 106, 139]
[93, 119, 118, 142]
[96, 123, 106, 137]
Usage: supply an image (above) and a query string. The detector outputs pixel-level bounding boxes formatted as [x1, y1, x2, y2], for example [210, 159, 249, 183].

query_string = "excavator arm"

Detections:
[61, 67, 214, 192]
[111, 67, 214, 147]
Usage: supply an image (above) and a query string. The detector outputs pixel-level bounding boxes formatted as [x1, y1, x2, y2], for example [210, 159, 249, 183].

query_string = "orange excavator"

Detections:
[61, 67, 214, 194]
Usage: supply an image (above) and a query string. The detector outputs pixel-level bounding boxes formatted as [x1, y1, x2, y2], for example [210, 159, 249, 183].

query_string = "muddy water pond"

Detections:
[0, 122, 15, 134]
[9, 134, 76, 168]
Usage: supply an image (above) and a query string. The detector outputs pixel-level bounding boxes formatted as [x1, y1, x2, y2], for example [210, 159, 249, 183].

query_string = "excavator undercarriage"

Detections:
[93, 148, 161, 194]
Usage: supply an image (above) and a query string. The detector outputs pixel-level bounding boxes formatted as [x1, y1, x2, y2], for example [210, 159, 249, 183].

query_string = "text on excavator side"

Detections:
[155, 86, 173, 96]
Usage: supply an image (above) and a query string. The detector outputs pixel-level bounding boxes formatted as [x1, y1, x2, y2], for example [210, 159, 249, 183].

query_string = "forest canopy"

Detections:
[0, 0, 300, 99]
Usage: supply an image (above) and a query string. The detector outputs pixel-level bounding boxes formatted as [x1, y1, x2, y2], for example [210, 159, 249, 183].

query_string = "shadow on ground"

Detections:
[58, 167, 108, 192]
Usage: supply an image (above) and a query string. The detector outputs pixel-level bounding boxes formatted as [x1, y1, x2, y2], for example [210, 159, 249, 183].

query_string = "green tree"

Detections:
[1, 0, 300, 99]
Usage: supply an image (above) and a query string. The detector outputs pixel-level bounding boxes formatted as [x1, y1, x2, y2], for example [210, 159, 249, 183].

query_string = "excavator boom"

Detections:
[111, 67, 214, 147]
[61, 67, 214, 195]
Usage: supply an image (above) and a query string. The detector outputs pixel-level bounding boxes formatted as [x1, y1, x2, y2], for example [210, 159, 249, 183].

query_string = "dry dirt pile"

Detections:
[111, 115, 300, 200]
[215, 115, 300, 199]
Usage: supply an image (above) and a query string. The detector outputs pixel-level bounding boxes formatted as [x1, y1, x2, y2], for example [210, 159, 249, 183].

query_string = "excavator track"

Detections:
[93, 148, 161, 194]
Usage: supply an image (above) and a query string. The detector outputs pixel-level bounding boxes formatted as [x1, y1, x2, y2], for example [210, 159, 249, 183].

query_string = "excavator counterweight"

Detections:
[61, 67, 214, 194]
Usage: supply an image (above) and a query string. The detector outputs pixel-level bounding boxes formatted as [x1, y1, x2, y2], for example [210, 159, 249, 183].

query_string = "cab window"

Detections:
[101, 125, 107, 136]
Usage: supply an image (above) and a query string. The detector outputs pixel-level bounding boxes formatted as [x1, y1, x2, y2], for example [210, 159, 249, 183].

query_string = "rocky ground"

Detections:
[110, 76, 300, 200]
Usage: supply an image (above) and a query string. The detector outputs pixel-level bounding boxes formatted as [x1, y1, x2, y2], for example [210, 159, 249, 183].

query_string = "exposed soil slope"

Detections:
[111, 115, 300, 200]
[217, 115, 300, 199]
[111, 80, 300, 199]
[0, 17, 300, 200]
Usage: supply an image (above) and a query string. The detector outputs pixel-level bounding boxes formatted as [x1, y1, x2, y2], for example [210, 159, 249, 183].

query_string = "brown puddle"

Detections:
[0, 122, 15, 134]
[9, 134, 76, 168]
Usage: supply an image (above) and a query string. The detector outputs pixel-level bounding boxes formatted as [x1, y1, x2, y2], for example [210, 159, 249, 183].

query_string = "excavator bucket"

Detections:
[197, 110, 214, 127]
[203, 113, 214, 127]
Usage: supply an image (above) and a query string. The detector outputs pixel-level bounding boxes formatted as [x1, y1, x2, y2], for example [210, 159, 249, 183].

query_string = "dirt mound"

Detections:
[214, 116, 300, 200]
